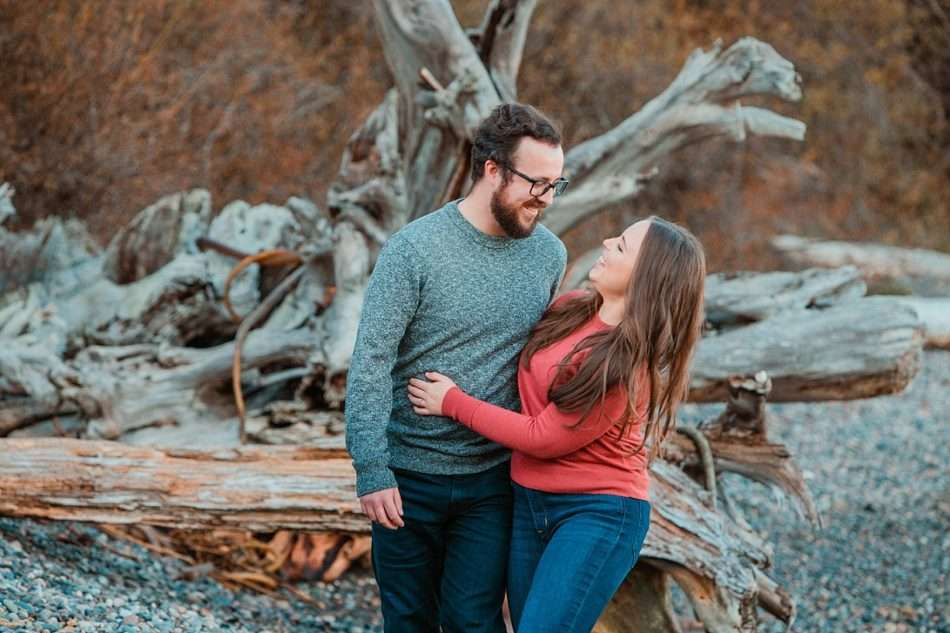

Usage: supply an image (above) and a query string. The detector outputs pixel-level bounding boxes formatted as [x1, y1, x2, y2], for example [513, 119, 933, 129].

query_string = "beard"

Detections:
[490, 186, 543, 239]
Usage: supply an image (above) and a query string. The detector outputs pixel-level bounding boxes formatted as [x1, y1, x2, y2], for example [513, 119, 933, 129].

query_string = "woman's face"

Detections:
[588, 220, 651, 298]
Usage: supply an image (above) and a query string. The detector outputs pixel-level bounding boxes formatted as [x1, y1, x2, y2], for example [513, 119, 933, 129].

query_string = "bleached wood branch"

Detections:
[473, 0, 538, 101]
[771, 234, 950, 296]
[372, 0, 500, 141]
[0, 327, 316, 441]
[565, 260, 868, 328]
[0, 196, 323, 350]
[544, 38, 806, 235]
[101, 189, 212, 284]
[0, 215, 101, 297]
[702, 266, 866, 327]
[891, 296, 950, 349]
[0, 182, 14, 225]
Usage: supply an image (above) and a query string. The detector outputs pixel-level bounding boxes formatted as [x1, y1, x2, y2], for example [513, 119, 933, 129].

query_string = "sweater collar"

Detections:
[446, 200, 518, 250]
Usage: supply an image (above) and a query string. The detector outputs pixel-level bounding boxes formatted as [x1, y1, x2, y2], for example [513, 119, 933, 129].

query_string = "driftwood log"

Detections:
[0, 440, 359, 531]
[690, 296, 922, 402]
[771, 234, 950, 296]
[0, 2, 929, 631]
[770, 235, 949, 348]
[0, 287, 923, 444]
[890, 297, 950, 349]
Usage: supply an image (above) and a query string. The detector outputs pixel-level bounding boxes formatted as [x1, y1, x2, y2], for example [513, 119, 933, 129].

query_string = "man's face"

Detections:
[490, 137, 565, 239]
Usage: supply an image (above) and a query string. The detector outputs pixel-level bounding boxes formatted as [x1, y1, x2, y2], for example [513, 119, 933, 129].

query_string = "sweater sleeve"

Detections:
[550, 238, 568, 301]
[344, 235, 421, 496]
[441, 385, 629, 459]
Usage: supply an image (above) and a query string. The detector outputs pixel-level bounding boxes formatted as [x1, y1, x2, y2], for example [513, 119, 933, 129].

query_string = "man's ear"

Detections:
[485, 159, 502, 185]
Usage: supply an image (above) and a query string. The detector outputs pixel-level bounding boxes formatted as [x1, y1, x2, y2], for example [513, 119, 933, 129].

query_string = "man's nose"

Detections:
[537, 186, 556, 205]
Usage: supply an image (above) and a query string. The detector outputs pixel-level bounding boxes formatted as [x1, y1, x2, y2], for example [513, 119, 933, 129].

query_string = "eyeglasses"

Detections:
[499, 162, 570, 199]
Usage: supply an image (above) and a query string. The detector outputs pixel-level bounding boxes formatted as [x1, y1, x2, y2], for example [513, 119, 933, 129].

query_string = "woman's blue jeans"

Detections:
[507, 482, 651, 633]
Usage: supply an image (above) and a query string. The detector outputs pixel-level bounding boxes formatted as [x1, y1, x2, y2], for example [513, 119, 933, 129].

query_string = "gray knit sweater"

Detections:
[344, 200, 567, 496]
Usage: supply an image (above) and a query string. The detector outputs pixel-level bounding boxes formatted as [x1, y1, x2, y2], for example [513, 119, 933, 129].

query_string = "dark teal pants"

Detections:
[371, 460, 513, 633]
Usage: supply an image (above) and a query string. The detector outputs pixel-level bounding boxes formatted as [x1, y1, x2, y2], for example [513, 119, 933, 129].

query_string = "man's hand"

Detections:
[359, 487, 405, 530]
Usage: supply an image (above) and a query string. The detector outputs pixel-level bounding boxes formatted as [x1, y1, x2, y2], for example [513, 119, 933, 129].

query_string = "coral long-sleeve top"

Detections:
[442, 297, 650, 499]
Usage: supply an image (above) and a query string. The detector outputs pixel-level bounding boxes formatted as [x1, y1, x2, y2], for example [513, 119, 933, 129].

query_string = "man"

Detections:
[345, 103, 569, 633]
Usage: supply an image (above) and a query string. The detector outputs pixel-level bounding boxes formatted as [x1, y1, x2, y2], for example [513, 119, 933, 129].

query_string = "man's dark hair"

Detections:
[470, 103, 561, 184]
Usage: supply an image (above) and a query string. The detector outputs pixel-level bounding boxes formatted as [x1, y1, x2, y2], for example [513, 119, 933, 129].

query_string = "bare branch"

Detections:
[474, 0, 538, 101]
[544, 38, 805, 235]
[372, 0, 499, 139]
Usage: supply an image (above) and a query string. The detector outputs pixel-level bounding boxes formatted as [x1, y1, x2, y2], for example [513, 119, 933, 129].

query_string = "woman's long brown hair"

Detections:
[521, 216, 706, 461]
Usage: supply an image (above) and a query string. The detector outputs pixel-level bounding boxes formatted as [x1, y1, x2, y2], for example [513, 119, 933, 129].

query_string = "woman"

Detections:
[407, 216, 706, 632]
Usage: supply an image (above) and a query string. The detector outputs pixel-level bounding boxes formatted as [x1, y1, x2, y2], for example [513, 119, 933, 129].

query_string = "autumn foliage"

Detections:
[1, 0, 946, 271]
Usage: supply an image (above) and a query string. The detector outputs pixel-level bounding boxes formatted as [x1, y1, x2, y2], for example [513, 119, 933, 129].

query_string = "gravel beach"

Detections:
[1, 351, 947, 633]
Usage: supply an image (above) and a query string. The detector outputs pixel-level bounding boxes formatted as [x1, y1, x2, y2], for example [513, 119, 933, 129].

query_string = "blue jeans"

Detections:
[507, 482, 651, 633]
[371, 461, 512, 633]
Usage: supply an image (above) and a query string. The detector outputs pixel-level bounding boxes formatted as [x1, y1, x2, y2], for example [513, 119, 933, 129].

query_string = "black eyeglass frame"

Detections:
[497, 161, 570, 199]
